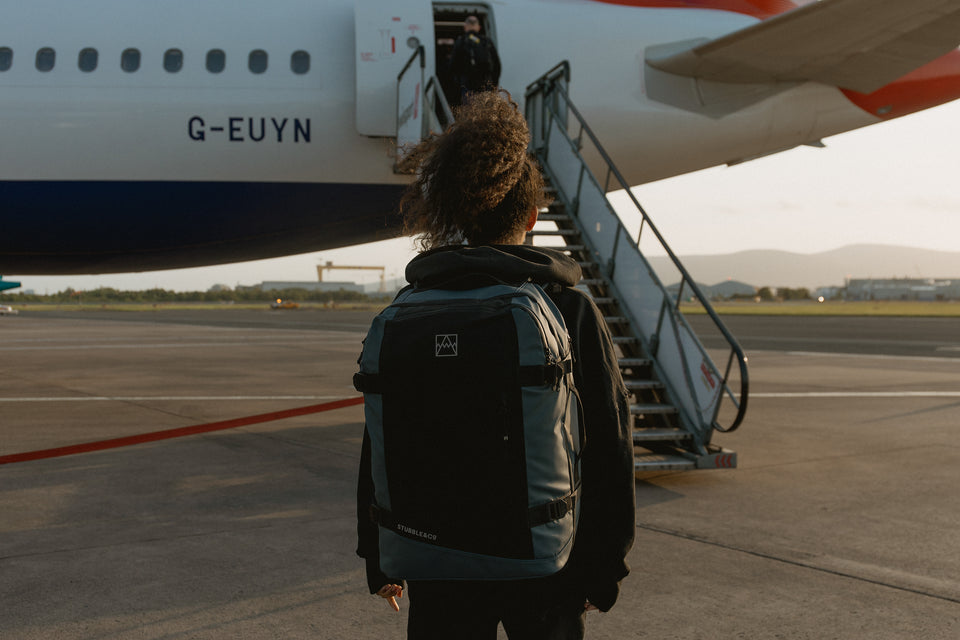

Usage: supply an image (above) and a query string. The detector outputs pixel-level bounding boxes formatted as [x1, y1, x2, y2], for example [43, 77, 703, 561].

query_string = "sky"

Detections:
[9, 98, 960, 294]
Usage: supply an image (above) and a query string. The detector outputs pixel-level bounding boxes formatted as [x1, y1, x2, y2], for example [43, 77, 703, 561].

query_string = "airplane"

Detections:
[2, 0, 959, 280]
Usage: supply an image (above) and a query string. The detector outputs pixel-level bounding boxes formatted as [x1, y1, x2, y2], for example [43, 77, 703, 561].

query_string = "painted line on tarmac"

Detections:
[753, 391, 960, 398]
[786, 351, 960, 363]
[638, 523, 960, 605]
[0, 341, 324, 351]
[0, 395, 347, 403]
[0, 396, 364, 466]
[1, 334, 320, 344]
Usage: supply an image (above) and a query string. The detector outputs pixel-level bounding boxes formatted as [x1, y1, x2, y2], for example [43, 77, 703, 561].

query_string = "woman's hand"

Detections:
[377, 583, 404, 611]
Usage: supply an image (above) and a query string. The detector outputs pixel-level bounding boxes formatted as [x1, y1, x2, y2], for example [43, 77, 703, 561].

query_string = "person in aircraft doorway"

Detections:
[355, 91, 635, 640]
[450, 15, 502, 101]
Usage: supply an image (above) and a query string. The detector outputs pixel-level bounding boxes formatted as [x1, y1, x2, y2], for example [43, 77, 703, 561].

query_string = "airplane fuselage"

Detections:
[2, 0, 959, 273]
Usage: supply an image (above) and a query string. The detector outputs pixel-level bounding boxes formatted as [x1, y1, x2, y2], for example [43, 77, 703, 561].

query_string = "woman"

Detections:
[357, 90, 634, 640]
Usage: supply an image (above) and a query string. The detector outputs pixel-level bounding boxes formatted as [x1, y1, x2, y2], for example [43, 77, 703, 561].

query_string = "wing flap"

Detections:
[646, 0, 960, 94]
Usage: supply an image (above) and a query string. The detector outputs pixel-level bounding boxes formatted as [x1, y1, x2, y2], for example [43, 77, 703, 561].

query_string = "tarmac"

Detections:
[1, 309, 958, 639]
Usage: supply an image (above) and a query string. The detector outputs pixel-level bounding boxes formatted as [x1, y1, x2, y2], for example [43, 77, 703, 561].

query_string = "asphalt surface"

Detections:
[1, 309, 958, 639]
[691, 314, 960, 359]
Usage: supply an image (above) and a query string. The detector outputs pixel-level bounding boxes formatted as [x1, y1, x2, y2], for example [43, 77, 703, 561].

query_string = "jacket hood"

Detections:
[405, 245, 582, 289]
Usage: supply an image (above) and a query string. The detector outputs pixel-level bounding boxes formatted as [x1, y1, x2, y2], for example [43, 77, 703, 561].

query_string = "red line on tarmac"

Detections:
[0, 397, 365, 466]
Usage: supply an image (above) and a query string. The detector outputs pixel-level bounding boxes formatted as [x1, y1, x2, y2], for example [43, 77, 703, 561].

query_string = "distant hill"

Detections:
[646, 244, 960, 290]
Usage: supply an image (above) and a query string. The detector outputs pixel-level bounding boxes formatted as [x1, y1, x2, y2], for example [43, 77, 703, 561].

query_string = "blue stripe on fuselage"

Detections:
[0, 180, 406, 274]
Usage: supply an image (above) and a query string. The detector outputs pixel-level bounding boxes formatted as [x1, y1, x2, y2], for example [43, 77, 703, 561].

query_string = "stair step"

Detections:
[538, 245, 585, 252]
[633, 428, 692, 442]
[604, 316, 628, 324]
[527, 229, 580, 236]
[631, 403, 678, 415]
[612, 336, 639, 345]
[591, 297, 615, 305]
[695, 447, 738, 469]
[619, 358, 651, 367]
[537, 213, 568, 222]
[634, 453, 696, 472]
[580, 278, 605, 286]
[624, 380, 663, 391]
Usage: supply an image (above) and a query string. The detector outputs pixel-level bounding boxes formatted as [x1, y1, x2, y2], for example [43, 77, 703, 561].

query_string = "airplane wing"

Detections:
[646, 0, 960, 94]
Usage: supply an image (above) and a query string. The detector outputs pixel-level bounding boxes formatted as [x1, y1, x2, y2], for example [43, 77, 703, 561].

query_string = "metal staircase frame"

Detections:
[525, 62, 749, 471]
[395, 45, 454, 169]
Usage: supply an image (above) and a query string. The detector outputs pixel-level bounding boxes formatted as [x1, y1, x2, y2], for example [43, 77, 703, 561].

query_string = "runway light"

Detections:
[818, 296, 825, 303]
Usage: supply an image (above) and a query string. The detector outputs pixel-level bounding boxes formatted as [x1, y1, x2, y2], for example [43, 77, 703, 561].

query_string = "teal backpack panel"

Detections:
[355, 282, 582, 580]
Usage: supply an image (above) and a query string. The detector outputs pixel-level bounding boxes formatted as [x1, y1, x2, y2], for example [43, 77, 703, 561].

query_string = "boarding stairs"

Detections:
[524, 63, 749, 472]
[396, 52, 749, 472]
[394, 46, 455, 166]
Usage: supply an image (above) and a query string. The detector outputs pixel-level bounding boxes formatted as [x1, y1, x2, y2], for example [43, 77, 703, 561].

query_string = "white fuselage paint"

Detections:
[0, 0, 880, 186]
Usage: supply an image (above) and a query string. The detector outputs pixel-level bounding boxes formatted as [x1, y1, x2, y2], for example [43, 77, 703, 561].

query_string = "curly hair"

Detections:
[399, 91, 551, 251]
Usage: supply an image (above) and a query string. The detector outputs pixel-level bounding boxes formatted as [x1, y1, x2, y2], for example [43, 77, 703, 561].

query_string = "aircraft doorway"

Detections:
[432, 4, 497, 108]
[355, 1, 435, 136]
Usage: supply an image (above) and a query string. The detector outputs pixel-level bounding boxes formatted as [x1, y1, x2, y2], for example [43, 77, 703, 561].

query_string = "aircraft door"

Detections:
[355, 0, 435, 136]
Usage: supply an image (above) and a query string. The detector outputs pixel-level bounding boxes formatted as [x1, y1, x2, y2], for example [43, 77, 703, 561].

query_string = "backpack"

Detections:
[354, 281, 583, 580]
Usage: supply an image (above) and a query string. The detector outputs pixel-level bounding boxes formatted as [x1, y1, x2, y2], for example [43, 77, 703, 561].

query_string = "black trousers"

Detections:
[407, 578, 586, 640]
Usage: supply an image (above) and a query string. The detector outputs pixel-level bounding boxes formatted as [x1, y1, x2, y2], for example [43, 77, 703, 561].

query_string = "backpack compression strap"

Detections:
[370, 490, 578, 544]
[354, 359, 571, 394]
[526, 491, 578, 528]
[353, 372, 382, 393]
[518, 358, 572, 388]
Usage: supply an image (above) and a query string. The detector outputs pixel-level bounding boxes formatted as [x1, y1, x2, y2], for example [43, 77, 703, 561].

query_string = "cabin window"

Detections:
[164, 49, 183, 73]
[291, 50, 310, 75]
[121, 48, 140, 72]
[248, 49, 267, 74]
[36, 48, 56, 72]
[206, 49, 226, 73]
[78, 48, 98, 72]
[0, 47, 12, 71]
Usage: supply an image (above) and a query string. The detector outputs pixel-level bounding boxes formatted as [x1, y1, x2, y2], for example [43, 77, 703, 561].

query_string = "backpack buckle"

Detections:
[543, 362, 561, 390]
[546, 501, 567, 520]
[544, 359, 573, 391]
[546, 495, 574, 520]
[527, 494, 576, 527]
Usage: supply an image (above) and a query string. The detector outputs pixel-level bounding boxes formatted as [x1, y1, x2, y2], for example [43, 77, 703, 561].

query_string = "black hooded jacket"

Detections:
[356, 245, 635, 612]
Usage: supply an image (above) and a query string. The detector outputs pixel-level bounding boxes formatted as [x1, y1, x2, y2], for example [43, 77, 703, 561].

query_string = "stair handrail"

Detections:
[396, 45, 426, 155]
[423, 75, 454, 136]
[395, 46, 456, 170]
[525, 62, 749, 434]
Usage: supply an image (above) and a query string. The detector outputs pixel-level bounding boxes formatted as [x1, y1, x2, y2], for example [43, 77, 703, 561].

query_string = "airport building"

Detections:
[260, 280, 363, 293]
[242, 277, 407, 295]
[844, 278, 960, 301]
[236, 263, 409, 296]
